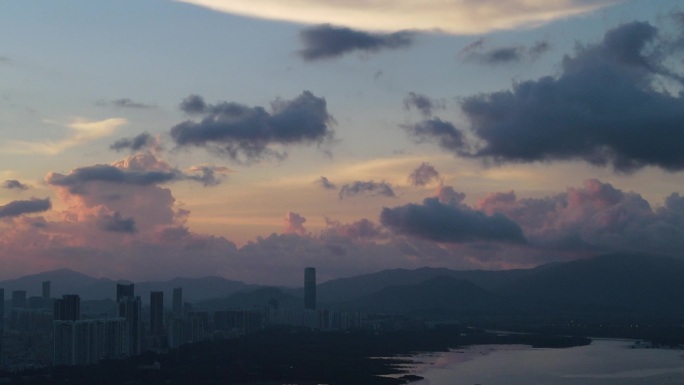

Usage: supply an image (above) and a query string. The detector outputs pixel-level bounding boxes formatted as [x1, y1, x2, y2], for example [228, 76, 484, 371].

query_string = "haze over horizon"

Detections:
[1, 0, 683, 286]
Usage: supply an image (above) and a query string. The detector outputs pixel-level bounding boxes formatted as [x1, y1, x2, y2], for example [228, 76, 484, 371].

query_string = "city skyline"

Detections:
[0, 1, 683, 286]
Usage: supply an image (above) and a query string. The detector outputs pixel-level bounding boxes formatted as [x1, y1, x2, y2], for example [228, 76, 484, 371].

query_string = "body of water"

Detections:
[403, 339, 684, 385]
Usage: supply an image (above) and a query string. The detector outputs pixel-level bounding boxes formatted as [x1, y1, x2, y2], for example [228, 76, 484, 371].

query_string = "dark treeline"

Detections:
[3, 326, 589, 385]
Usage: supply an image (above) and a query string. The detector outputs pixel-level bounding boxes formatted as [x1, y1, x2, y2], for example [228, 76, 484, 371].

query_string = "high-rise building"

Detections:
[304, 267, 316, 311]
[53, 295, 80, 321]
[150, 291, 164, 336]
[118, 296, 142, 356]
[116, 284, 134, 302]
[42, 281, 51, 299]
[0, 287, 5, 331]
[172, 287, 183, 319]
[12, 290, 26, 309]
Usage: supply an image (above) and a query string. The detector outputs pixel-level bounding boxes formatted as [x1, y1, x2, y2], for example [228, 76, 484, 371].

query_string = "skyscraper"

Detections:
[150, 291, 164, 336]
[42, 280, 51, 299]
[118, 296, 142, 356]
[304, 267, 316, 311]
[0, 287, 4, 332]
[12, 290, 26, 309]
[172, 287, 183, 319]
[53, 295, 80, 321]
[116, 283, 134, 302]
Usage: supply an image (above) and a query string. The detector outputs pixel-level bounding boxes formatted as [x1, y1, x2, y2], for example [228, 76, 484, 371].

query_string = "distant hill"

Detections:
[0, 269, 254, 303]
[496, 253, 684, 316]
[337, 276, 508, 316]
[315, 266, 538, 304]
[193, 287, 301, 312]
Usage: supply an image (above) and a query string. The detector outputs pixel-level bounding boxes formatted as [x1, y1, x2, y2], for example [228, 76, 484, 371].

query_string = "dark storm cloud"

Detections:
[99, 212, 137, 233]
[338, 180, 395, 199]
[97, 98, 154, 109]
[380, 197, 525, 243]
[423, 21, 684, 172]
[408, 162, 440, 186]
[0, 198, 51, 218]
[298, 24, 415, 61]
[316, 176, 336, 190]
[110, 133, 154, 152]
[403, 118, 468, 154]
[47, 165, 178, 190]
[170, 91, 334, 163]
[3, 180, 29, 190]
[403, 92, 444, 117]
[459, 38, 550, 65]
[179, 94, 208, 115]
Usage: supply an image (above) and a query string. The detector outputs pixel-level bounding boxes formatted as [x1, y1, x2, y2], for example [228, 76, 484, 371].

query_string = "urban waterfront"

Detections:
[403, 340, 684, 385]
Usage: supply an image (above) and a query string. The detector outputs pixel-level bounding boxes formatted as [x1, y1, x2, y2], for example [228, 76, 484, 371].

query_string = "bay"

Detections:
[404, 339, 684, 385]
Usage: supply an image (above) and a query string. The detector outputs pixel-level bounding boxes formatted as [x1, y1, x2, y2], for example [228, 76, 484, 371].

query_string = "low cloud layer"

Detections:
[459, 38, 551, 65]
[2, 180, 29, 190]
[316, 176, 336, 190]
[298, 24, 415, 61]
[381, 197, 526, 244]
[46, 153, 227, 193]
[413, 20, 684, 172]
[0, 198, 51, 218]
[171, 91, 334, 163]
[339, 180, 395, 199]
[403, 92, 444, 117]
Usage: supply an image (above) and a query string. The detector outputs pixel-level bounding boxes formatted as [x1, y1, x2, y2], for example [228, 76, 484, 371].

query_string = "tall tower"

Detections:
[42, 281, 51, 299]
[150, 291, 164, 336]
[53, 294, 80, 321]
[116, 284, 134, 302]
[304, 267, 316, 311]
[172, 287, 182, 319]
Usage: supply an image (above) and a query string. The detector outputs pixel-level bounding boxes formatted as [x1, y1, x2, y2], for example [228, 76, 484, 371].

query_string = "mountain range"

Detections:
[2, 252, 683, 318]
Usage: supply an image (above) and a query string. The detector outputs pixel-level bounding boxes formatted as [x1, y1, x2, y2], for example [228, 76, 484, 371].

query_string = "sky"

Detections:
[1, 0, 683, 286]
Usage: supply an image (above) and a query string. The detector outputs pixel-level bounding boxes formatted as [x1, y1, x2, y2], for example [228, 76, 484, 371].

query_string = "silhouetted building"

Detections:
[304, 267, 316, 311]
[12, 290, 26, 309]
[42, 281, 51, 300]
[150, 291, 164, 336]
[53, 295, 80, 321]
[116, 284, 134, 302]
[0, 287, 4, 331]
[118, 296, 142, 356]
[53, 318, 128, 366]
[172, 287, 182, 319]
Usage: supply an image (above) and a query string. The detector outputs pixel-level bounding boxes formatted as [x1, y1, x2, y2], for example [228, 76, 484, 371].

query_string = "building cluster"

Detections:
[0, 267, 367, 370]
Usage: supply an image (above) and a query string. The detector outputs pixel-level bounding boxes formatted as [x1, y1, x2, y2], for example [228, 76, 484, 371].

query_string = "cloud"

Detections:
[170, 91, 335, 163]
[425, 21, 684, 172]
[46, 164, 179, 192]
[403, 118, 468, 154]
[110, 133, 155, 152]
[186, 165, 234, 186]
[2, 180, 29, 190]
[179, 94, 208, 115]
[380, 197, 526, 244]
[338, 180, 395, 199]
[99, 212, 137, 233]
[298, 24, 415, 61]
[408, 162, 441, 187]
[97, 98, 154, 109]
[0, 118, 127, 155]
[176, 0, 614, 35]
[435, 185, 466, 206]
[476, 179, 684, 256]
[46, 153, 225, 194]
[403, 92, 443, 117]
[0, 198, 51, 218]
[316, 176, 336, 190]
[283, 212, 307, 235]
[322, 217, 384, 241]
[459, 38, 551, 65]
